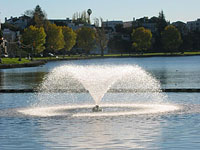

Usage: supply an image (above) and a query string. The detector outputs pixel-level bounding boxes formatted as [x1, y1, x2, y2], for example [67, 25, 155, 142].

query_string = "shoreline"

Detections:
[0, 60, 46, 69]
[0, 53, 200, 69]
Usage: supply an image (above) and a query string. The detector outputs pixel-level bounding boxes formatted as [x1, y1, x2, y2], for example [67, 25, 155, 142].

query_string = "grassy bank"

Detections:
[1, 58, 30, 64]
[104, 51, 200, 57]
[1, 51, 200, 65]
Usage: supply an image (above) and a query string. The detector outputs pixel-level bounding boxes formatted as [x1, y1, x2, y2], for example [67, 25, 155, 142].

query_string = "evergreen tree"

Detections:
[33, 5, 47, 27]
[155, 10, 168, 50]
[24, 5, 47, 27]
[157, 10, 168, 34]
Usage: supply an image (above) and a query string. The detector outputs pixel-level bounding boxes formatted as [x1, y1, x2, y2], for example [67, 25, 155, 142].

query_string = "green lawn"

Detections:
[1, 51, 200, 65]
[1, 58, 31, 64]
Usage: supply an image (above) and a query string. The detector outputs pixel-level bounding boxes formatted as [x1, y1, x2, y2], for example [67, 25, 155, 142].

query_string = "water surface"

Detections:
[0, 56, 200, 150]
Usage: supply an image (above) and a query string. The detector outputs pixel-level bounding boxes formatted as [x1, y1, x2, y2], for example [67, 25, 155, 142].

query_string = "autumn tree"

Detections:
[76, 27, 96, 55]
[22, 25, 46, 54]
[161, 25, 182, 52]
[131, 27, 152, 53]
[62, 26, 77, 56]
[45, 23, 65, 52]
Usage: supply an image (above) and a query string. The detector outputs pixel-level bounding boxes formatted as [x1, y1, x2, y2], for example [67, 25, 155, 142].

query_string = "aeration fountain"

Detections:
[16, 64, 179, 117]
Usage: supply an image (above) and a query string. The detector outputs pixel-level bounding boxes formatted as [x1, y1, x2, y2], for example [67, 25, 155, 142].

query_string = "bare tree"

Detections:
[95, 18, 108, 56]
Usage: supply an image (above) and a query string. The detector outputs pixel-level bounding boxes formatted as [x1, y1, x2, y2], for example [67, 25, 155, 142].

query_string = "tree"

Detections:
[96, 28, 108, 56]
[33, 5, 47, 27]
[157, 10, 168, 34]
[154, 10, 168, 50]
[131, 27, 152, 53]
[161, 25, 182, 52]
[76, 27, 96, 54]
[95, 18, 108, 56]
[72, 11, 90, 25]
[107, 35, 129, 55]
[45, 23, 65, 51]
[24, 5, 47, 28]
[22, 25, 46, 54]
[62, 26, 77, 55]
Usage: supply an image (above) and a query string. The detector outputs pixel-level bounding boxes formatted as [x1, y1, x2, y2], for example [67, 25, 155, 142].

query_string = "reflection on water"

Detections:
[36, 114, 162, 149]
[153, 69, 200, 89]
[0, 71, 46, 89]
[0, 93, 200, 149]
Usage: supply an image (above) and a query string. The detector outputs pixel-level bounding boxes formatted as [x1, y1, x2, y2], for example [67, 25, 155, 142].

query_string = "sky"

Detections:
[0, 0, 200, 23]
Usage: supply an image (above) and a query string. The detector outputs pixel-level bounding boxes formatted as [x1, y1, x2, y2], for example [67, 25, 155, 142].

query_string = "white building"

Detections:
[187, 19, 200, 31]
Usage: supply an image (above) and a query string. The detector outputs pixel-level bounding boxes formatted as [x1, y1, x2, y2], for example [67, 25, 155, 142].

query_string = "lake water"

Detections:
[0, 56, 200, 150]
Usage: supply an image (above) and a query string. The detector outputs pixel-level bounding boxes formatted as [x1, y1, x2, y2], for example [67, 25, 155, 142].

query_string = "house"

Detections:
[133, 17, 157, 33]
[48, 18, 72, 26]
[5, 15, 31, 30]
[49, 18, 94, 30]
[102, 21, 123, 32]
[2, 29, 20, 56]
[172, 21, 188, 35]
[123, 21, 133, 28]
[2, 29, 17, 42]
[187, 19, 200, 31]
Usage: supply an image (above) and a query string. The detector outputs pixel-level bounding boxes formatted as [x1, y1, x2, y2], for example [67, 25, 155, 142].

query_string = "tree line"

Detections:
[20, 5, 109, 57]
[2, 5, 200, 57]
[108, 11, 200, 54]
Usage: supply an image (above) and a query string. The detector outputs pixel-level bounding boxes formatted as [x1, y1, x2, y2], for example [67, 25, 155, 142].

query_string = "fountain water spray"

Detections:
[16, 64, 180, 117]
[38, 65, 165, 107]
